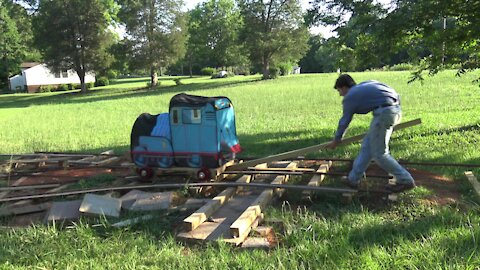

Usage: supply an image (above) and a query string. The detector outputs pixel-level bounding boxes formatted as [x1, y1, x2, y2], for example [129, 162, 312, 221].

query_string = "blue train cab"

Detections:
[130, 93, 241, 172]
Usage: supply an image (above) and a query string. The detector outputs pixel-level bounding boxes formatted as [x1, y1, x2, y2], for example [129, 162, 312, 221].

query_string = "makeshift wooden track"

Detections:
[0, 119, 425, 245]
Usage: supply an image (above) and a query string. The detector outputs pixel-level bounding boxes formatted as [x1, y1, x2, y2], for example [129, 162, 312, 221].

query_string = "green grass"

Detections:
[0, 71, 480, 269]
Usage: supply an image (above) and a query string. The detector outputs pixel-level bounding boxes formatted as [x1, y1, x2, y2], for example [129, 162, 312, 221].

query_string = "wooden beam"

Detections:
[0, 183, 60, 192]
[182, 163, 267, 232]
[302, 161, 332, 200]
[465, 171, 480, 198]
[230, 162, 297, 238]
[0, 202, 51, 217]
[227, 118, 422, 171]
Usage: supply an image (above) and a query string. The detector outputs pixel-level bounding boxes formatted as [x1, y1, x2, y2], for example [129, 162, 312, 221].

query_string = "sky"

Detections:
[183, 0, 392, 38]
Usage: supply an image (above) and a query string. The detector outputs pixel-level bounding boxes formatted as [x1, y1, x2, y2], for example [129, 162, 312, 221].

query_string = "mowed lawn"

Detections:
[0, 71, 480, 269]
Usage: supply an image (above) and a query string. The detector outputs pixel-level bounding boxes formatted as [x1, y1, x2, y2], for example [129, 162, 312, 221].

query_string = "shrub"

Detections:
[86, 82, 94, 89]
[106, 70, 118, 79]
[387, 63, 415, 71]
[38, 85, 53, 93]
[277, 62, 293, 76]
[174, 78, 183, 85]
[267, 67, 279, 79]
[56, 84, 69, 91]
[201, 67, 216, 76]
[95, 76, 110, 87]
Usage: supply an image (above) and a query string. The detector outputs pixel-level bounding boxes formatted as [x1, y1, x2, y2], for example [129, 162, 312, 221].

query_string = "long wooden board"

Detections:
[227, 118, 422, 171]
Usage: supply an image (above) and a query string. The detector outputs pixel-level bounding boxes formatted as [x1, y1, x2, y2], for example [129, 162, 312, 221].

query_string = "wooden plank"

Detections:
[182, 175, 252, 232]
[0, 183, 60, 192]
[227, 118, 422, 171]
[0, 177, 28, 199]
[129, 192, 173, 211]
[465, 171, 480, 198]
[0, 202, 51, 217]
[182, 163, 266, 231]
[7, 157, 71, 164]
[91, 156, 121, 166]
[230, 162, 297, 238]
[177, 195, 259, 245]
[45, 200, 82, 222]
[247, 167, 315, 172]
[302, 161, 332, 200]
[79, 194, 121, 217]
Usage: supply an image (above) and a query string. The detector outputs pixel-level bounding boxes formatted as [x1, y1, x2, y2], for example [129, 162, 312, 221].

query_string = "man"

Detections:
[328, 74, 415, 193]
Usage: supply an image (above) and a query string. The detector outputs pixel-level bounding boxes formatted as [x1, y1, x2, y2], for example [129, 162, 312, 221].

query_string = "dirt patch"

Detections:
[365, 164, 460, 206]
[407, 167, 460, 206]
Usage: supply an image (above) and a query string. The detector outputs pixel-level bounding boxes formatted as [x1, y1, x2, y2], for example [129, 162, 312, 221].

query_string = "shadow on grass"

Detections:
[0, 76, 261, 109]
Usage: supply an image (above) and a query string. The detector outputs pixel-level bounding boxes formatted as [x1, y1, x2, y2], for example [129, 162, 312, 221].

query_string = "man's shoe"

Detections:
[341, 176, 359, 189]
[386, 182, 416, 193]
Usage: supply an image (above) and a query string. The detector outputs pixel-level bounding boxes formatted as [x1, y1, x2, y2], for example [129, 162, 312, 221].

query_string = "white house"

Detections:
[9, 62, 95, 93]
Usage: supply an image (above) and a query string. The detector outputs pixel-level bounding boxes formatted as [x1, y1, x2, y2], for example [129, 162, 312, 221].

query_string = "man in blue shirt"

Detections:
[328, 74, 415, 193]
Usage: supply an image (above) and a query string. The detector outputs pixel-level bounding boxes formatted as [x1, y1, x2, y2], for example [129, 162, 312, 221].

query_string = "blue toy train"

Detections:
[130, 93, 241, 176]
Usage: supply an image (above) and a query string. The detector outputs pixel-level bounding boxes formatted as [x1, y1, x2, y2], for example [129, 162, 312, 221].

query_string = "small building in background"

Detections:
[8, 62, 95, 93]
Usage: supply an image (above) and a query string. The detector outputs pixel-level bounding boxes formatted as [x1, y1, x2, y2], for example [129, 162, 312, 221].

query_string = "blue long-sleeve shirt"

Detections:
[334, 80, 400, 141]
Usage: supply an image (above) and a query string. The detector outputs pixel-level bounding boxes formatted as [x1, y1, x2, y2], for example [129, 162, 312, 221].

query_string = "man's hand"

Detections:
[327, 140, 340, 150]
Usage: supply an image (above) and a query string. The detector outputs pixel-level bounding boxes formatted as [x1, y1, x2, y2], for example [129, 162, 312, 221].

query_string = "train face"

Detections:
[131, 93, 241, 169]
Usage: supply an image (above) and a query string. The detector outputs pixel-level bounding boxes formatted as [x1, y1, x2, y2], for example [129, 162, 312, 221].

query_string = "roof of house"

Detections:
[20, 62, 41, 69]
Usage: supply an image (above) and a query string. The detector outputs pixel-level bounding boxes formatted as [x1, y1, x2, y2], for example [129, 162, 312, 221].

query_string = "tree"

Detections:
[118, 0, 187, 87]
[187, 0, 246, 72]
[308, 0, 480, 83]
[0, 3, 23, 90]
[33, 0, 115, 93]
[238, 0, 309, 79]
[298, 34, 324, 73]
[378, 0, 480, 83]
[0, 0, 41, 90]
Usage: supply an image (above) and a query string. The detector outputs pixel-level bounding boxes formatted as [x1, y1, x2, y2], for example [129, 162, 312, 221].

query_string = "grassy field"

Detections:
[0, 71, 480, 269]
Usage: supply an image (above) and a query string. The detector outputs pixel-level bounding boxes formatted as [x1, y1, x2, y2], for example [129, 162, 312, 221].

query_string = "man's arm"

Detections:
[328, 102, 354, 149]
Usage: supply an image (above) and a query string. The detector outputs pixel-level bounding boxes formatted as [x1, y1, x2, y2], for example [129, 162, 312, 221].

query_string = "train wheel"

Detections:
[137, 167, 155, 181]
[196, 168, 211, 181]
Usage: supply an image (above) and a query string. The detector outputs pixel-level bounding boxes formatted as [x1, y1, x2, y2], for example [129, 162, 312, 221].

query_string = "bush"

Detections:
[174, 78, 183, 85]
[56, 84, 69, 91]
[106, 70, 118, 79]
[201, 67, 216, 76]
[95, 77, 110, 87]
[278, 62, 293, 76]
[86, 82, 94, 89]
[38, 85, 53, 93]
[67, 83, 81, 90]
[387, 63, 415, 71]
[267, 67, 279, 79]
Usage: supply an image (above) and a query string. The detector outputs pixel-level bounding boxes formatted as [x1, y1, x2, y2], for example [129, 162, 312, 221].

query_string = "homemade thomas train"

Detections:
[130, 93, 241, 180]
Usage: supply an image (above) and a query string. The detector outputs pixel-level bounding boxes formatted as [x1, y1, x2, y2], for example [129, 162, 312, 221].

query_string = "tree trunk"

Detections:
[150, 66, 158, 88]
[262, 55, 270, 80]
[78, 69, 87, 94]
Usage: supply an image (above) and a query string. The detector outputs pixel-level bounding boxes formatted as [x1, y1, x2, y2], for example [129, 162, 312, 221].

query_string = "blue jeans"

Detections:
[348, 105, 414, 184]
